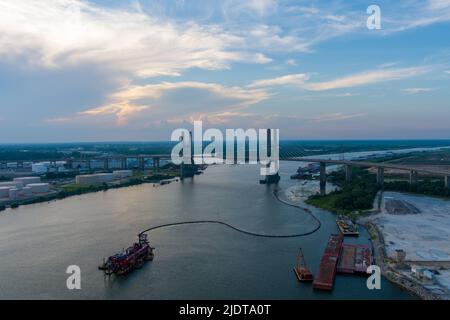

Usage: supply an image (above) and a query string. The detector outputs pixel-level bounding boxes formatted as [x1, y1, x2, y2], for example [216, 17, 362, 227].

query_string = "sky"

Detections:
[0, 0, 450, 142]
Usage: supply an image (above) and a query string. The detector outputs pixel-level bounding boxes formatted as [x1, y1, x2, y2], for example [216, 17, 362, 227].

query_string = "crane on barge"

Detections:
[293, 248, 314, 282]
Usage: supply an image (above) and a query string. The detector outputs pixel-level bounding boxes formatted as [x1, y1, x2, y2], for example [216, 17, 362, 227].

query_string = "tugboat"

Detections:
[293, 248, 314, 282]
[99, 234, 154, 276]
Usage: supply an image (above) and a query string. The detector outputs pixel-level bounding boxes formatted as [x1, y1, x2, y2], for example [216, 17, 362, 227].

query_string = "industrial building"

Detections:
[113, 170, 133, 179]
[75, 173, 115, 185]
[26, 183, 50, 194]
[32, 161, 67, 174]
[14, 177, 41, 185]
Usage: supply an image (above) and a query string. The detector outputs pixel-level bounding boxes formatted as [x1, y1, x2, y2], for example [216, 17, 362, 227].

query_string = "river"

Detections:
[0, 159, 417, 300]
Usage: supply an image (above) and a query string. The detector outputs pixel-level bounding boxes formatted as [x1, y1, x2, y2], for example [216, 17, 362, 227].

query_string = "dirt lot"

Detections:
[366, 192, 450, 261]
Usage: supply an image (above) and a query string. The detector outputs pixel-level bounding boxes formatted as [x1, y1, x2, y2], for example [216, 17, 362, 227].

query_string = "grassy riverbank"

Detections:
[305, 168, 380, 217]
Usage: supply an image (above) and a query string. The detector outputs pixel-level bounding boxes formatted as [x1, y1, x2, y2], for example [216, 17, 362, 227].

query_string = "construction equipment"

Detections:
[99, 234, 154, 276]
[293, 248, 314, 282]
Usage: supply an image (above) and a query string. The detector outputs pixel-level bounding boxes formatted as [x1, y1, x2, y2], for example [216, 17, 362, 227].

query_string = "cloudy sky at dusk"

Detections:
[1, 0, 450, 142]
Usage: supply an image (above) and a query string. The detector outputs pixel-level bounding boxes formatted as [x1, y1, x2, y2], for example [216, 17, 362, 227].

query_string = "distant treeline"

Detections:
[385, 180, 450, 197]
[306, 168, 379, 216]
[306, 166, 450, 216]
[2, 140, 450, 161]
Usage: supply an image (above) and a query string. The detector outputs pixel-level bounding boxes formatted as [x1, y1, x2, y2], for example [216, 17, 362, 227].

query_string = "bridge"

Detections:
[3, 153, 450, 192]
[283, 157, 450, 194]
[0, 154, 172, 172]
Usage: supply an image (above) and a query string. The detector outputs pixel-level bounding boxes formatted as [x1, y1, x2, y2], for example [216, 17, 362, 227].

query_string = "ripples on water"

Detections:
[0, 162, 413, 299]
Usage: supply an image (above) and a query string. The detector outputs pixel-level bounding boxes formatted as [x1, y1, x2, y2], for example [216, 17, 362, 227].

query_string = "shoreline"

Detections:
[364, 221, 438, 300]
[0, 174, 178, 211]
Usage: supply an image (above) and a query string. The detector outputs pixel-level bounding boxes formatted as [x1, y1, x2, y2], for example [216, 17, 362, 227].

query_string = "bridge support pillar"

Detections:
[121, 158, 127, 169]
[345, 165, 353, 182]
[377, 167, 384, 188]
[409, 170, 418, 186]
[104, 159, 109, 170]
[138, 157, 145, 170]
[320, 162, 326, 195]
[153, 157, 160, 173]
[445, 176, 450, 189]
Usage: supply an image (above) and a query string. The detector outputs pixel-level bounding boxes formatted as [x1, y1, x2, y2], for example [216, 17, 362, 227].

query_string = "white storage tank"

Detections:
[0, 181, 24, 189]
[9, 188, 19, 200]
[14, 177, 41, 185]
[22, 187, 33, 197]
[0, 186, 11, 198]
[27, 183, 50, 194]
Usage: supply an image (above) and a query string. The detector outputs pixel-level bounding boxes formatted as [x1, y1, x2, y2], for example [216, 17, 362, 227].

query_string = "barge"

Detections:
[337, 244, 372, 274]
[313, 234, 343, 291]
[336, 215, 359, 237]
[293, 248, 314, 282]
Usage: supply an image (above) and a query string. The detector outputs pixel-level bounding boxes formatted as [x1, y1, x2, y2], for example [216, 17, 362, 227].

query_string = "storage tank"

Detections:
[22, 187, 33, 197]
[26, 183, 50, 194]
[0, 181, 24, 189]
[9, 188, 19, 200]
[14, 177, 41, 185]
[0, 186, 11, 198]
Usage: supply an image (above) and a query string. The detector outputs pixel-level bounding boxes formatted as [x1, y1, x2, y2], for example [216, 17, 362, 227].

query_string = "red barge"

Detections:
[312, 234, 343, 291]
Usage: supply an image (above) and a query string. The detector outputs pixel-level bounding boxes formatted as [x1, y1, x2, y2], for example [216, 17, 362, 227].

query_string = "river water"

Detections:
[0, 160, 415, 300]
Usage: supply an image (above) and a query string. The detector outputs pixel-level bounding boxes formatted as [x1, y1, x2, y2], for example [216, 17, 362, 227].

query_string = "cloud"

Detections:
[222, 0, 278, 18]
[307, 113, 366, 122]
[428, 0, 450, 10]
[381, 0, 450, 32]
[402, 87, 434, 94]
[286, 59, 298, 66]
[205, 111, 367, 127]
[0, 0, 269, 78]
[248, 67, 430, 91]
[249, 73, 309, 88]
[305, 67, 430, 91]
[50, 81, 270, 126]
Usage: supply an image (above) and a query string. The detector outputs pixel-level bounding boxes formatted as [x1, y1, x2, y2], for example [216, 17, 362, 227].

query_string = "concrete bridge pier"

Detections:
[376, 167, 384, 188]
[121, 158, 127, 169]
[104, 159, 109, 170]
[345, 165, 353, 182]
[153, 157, 160, 173]
[409, 170, 418, 186]
[138, 157, 145, 170]
[319, 162, 326, 195]
[445, 176, 450, 189]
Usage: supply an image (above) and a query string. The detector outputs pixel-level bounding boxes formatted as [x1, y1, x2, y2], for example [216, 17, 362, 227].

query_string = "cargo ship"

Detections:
[293, 248, 314, 282]
[99, 234, 154, 276]
[313, 234, 343, 291]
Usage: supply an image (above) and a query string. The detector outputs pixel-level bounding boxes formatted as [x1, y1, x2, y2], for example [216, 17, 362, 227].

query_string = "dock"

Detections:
[313, 234, 344, 291]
